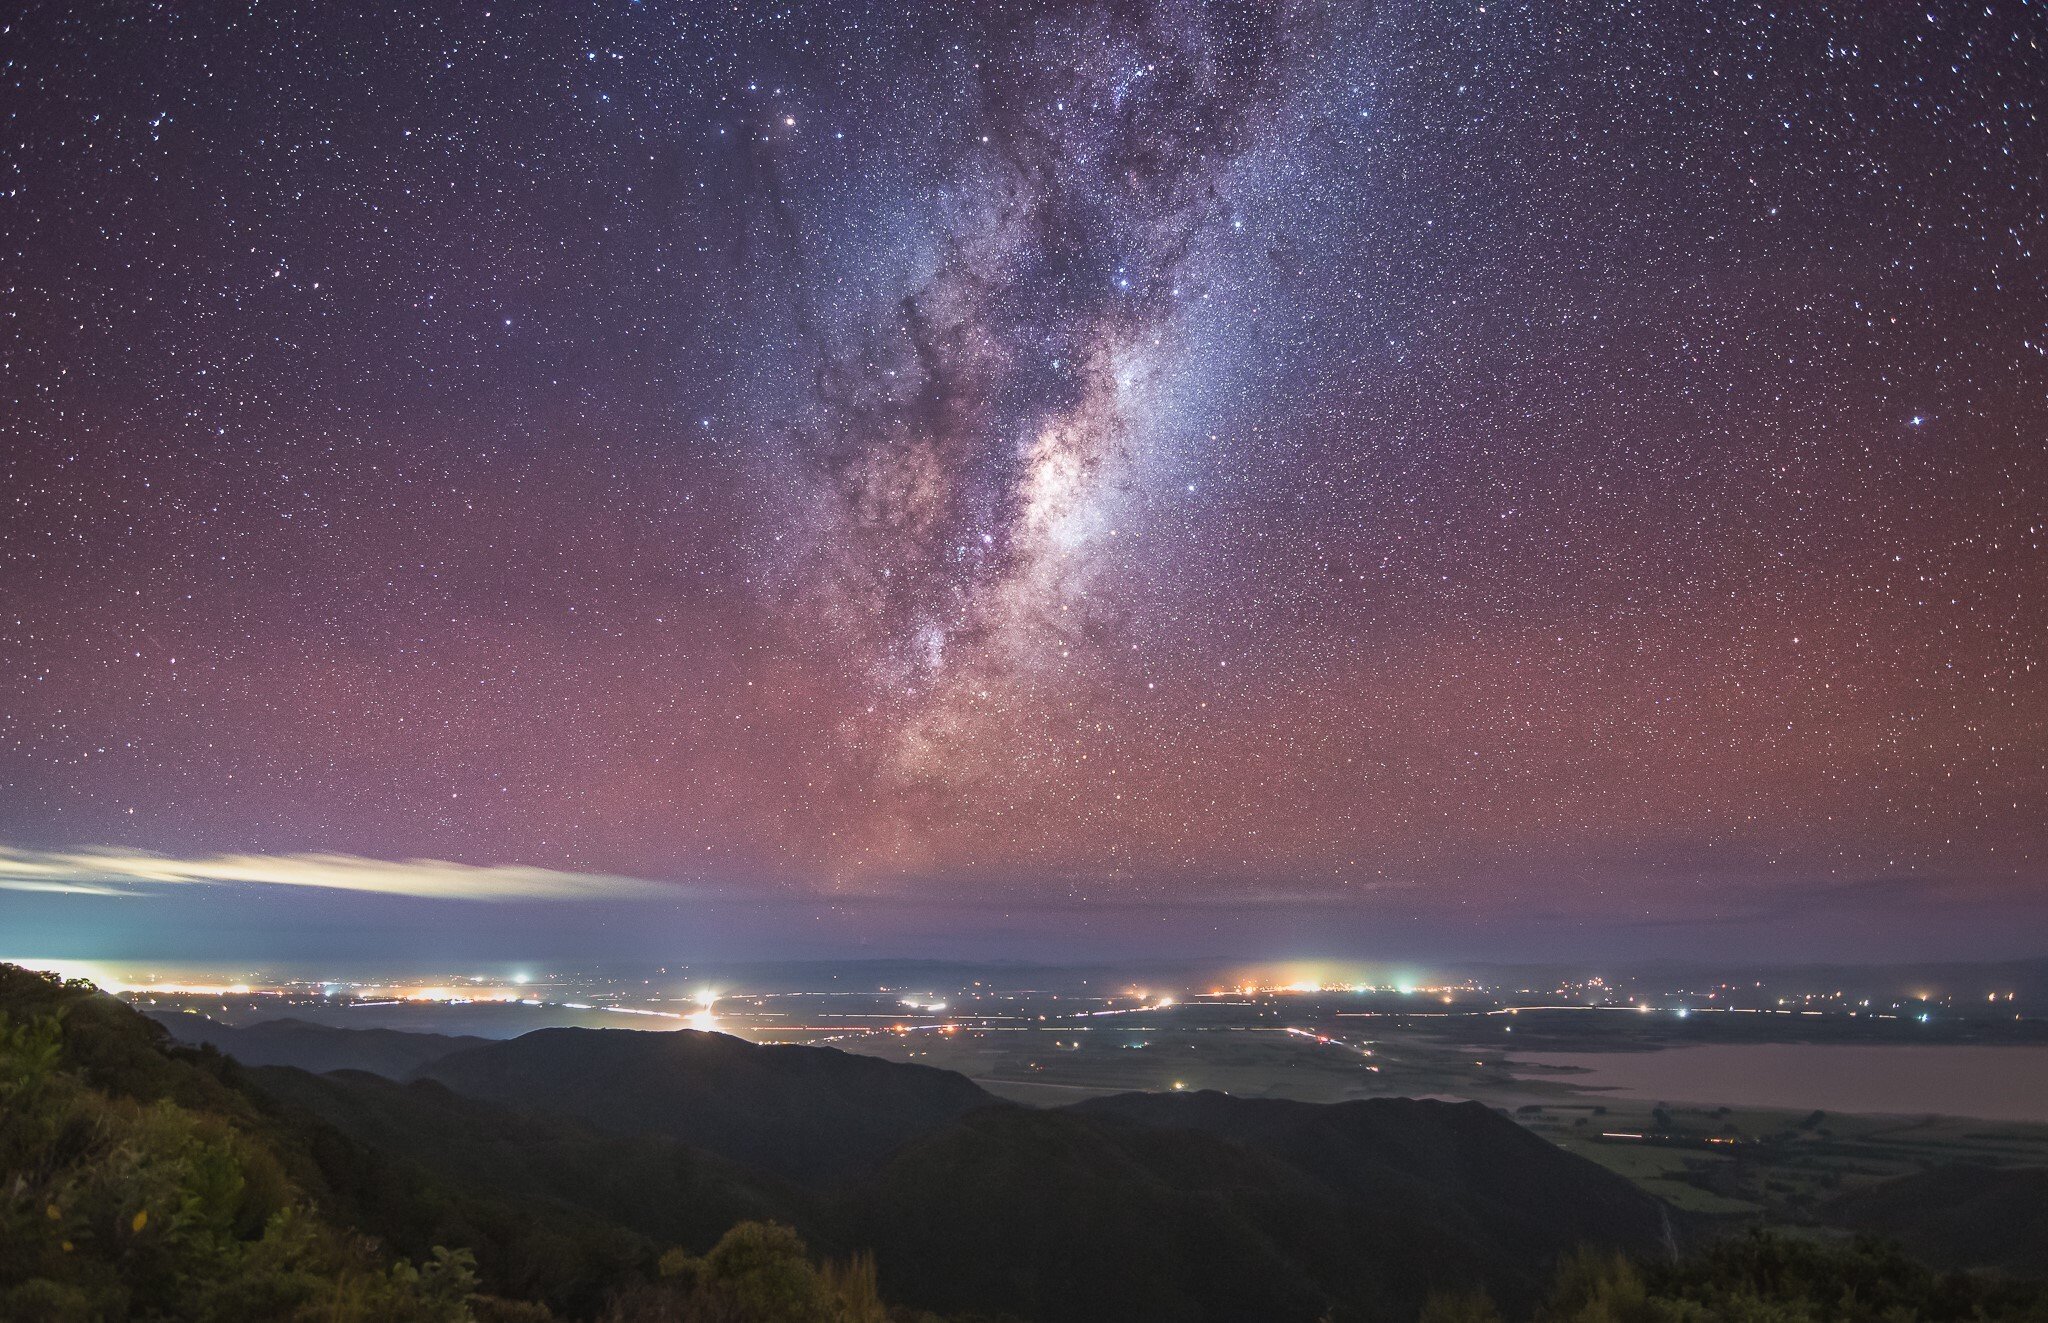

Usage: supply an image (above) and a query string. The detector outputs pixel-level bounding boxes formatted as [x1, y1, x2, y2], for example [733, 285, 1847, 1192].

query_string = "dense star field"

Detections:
[3, 1, 2044, 946]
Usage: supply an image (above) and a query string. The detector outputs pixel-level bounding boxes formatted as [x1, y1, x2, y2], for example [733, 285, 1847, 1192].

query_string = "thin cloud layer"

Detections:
[0, 843, 680, 904]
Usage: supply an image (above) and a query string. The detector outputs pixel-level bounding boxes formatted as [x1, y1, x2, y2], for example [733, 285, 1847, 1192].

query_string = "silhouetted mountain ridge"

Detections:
[320, 1024, 1672, 1319]
[1075, 1090, 1668, 1259]
[250, 1065, 805, 1252]
[414, 1025, 1000, 1183]
[153, 1012, 488, 1077]
[121, 1006, 1689, 1319]
[837, 1093, 1672, 1321]
[12, 969, 2048, 1321]
[11, 967, 2047, 1322]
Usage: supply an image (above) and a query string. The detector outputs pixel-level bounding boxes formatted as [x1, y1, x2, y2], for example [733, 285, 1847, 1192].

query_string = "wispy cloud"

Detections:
[0, 876, 139, 898]
[0, 843, 681, 903]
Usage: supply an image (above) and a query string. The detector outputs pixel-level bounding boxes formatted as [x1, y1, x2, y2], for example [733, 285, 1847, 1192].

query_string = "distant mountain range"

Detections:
[146, 1006, 2046, 1320]
[160, 1013, 487, 1077]
[157, 1009, 1673, 1319]
[416, 1025, 997, 1182]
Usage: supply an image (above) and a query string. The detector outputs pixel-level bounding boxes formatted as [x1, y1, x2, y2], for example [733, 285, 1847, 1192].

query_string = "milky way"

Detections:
[776, 2, 1314, 865]
[2, 0, 2045, 950]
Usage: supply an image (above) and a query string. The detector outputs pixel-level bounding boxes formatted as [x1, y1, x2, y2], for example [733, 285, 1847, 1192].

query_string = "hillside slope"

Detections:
[12, 968, 2048, 1322]
[841, 1095, 1671, 1323]
[74, 993, 1695, 1321]
[1829, 1164, 2048, 1279]
[155, 1013, 487, 1077]
[251, 1064, 804, 1253]
[1076, 1090, 1672, 1263]
[398, 1024, 1677, 1320]
[416, 1026, 998, 1183]
[0, 966, 497, 1320]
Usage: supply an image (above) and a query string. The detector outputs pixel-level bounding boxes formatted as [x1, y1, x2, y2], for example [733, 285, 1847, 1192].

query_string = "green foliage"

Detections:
[1539, 1248, 1662, 1323]
[1420, 1288, 1506, 1323]
[1637, 1232, 2048, 1323]
[0, 967, 958, 1323]
[607, 1222, 928, 1323]
[665, 1221, 837, 1323]
[1432, 1232, 2048, 1323]
[0, 967, 481, 1322]
[246, 1059, 795, 1315]
[818, 1252, 890, 1323]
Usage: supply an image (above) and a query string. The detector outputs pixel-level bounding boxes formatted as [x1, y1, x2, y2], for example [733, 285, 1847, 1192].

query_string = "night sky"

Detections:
[3, 0, 2045, 962]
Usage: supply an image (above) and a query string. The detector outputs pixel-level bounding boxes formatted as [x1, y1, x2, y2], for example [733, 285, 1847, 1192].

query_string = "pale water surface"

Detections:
[1509, 1044, 2048, 1122]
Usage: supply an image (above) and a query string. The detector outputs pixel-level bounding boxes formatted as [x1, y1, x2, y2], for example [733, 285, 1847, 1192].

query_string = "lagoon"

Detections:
[1510, 1043, 2048, 1122]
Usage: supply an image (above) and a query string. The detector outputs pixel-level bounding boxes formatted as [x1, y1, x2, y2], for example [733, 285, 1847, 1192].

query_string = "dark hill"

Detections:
[415, 1025, 998, 1182]
[256, 1046, 1678, 1319]
[844, 1104, 1384, 1321]
[250, 1064, 804, 1258]
[838, 1094, 1674, 1323]
[1828, 1164, 2048, 1279]
[1074, 1090, 1673, 1265]
[0, 966, 674, 1317]
[153, 1012, 487, 1077]
[403, 1026, 1677, 1318]
[10, 965, 2047, 1323]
